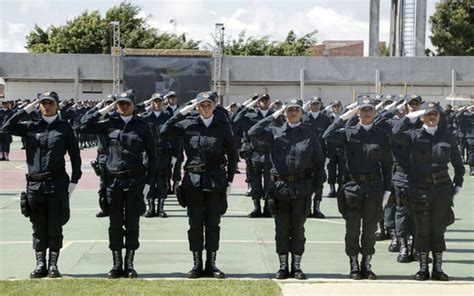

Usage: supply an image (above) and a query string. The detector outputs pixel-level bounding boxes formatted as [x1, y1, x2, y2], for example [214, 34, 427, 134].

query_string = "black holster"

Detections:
[176, 185, 187, 208]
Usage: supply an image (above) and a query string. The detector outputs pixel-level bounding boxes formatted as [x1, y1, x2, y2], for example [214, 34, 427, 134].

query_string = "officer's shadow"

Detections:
[65, 272, 188, 279]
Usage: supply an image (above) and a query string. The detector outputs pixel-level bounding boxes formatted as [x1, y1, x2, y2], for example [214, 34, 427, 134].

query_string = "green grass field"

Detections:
[0, 279, 281, 296]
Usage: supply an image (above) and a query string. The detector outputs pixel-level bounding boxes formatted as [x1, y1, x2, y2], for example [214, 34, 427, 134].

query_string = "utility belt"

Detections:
[108, 166, 145, 178]
[272, 170, 311, 183]
[26, 168, 66, 182]
[415, 170, 450, 185]
[184, 160, 227, 173]
[345, 171, 381, 183]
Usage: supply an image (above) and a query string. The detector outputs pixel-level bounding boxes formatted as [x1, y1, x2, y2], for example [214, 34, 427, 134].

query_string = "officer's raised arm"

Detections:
[2, 99, 39, 136]
[322, 107, 357, 144]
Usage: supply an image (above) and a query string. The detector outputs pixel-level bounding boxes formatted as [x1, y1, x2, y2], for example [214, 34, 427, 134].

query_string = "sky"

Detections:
[0, 0, 439, 55]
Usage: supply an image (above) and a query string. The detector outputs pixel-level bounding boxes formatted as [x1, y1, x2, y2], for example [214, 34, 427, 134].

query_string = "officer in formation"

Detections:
[160, 91, 238, 279]
[301, 97, 331, 218]
[164, 91, 184, 194]
[391, 101, 465, 281]
[140, 93, 172, 218]
[248, 99, 325, 280]
[80, 90, 157, 279]
[323, 97, 393, 280]
[374, 95, 423, 262]
[455, 105, 474, 175]
[233, 94, 274, 217]
[325, 100, 346, 198]
[2, 91, 82, 278]
[0, 100, 14, 161]
[81, 95, 117, 218]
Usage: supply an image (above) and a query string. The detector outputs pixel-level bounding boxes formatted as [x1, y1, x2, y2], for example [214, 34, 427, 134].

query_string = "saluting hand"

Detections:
[98, 101, 117, 115]
[339, 107, 358, 121]
[179, 100, 198, 115]
[272, 104, 287, 119]
[405, 110, 425, 120]
[23, 99, 40, 114]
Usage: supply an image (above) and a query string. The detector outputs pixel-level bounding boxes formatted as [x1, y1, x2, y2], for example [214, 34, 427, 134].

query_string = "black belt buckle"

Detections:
[358, 175, 366, 181]
[288, 175, 296, 182]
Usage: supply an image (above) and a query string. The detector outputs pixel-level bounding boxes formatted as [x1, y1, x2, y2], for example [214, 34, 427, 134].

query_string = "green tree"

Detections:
[223, 30, 317, 56]
[25, 1, 199, 53]
[429, 0, 474, 56]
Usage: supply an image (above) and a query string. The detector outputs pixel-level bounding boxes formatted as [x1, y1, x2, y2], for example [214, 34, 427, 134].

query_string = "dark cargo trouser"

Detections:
[250, 160, 272, 200]
[28, 187, 69, 250]
[274, 194, 312, 255]
[107, 184, 145, 251]
[185, 188, 227, 252]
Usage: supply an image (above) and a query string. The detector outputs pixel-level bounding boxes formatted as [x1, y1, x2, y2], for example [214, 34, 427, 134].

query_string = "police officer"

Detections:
[160, 91, 238, 279]
[325, 100, 346, 197]
[302, 97, 331, 218]
[141, 93, 171, 218]
[233, 94, 274, 217]
[164, 91, 184, 193]
[375, 95, 423, 262]
[0, 100, 14, 161]
[2, 91, 82, 278]
[249, 99, 325, 280]
[392, 101, 465, 281]
[81, 95, 117, 218]
[323, 98, 392, 280]
[455, 105, 474, 175]
[80, 90, 157, 279]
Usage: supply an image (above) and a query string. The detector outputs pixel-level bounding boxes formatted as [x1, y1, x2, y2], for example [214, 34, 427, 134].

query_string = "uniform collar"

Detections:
[282, 121, 302, 131]
[41, 114, 59, 124]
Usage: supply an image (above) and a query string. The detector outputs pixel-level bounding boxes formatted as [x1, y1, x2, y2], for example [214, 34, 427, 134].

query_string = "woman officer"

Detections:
[160, 91, 238, 279]
[2, 91, 82, 278]
[392, 102, 464, 281]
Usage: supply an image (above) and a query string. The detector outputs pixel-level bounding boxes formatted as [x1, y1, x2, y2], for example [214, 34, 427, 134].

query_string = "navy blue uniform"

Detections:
[80, 111, 157, 252]
[3, 109, 82, 251]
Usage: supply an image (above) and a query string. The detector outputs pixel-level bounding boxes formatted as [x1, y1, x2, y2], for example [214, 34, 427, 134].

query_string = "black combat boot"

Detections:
[144, 199, 156, 218]
[248, 200, 262, 218]
[205, 251, 225, 278]
[187, 251, 203, 278]
[349, 255, 362, 280]
[107, 250, 123, 279]
[327, 183, 336, 198]
[96, 210, 109, 218]
[361, 255, 377, 280]
[30, 250, 48, 278]
[431, 252, 449, 281]
[388, 229, 399, 252]
[47, 249, 62, 278]
[397, 237, 410, 263]
[275, 254, 290, 279]
[290, 254, 307, 280]
[262, 200, 272, 217]
[313, 201, 325, 218]
[157, 198, 168, 218]
[375, 222, 385, 241]
[414, 251, 430, 281]
[124, 249, 138, 278]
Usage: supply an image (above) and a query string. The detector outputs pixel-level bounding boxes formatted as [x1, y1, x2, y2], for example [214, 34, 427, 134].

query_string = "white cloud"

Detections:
[0, 19, 29, 52]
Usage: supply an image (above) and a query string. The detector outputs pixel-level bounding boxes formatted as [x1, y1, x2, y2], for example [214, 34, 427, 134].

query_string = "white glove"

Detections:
[324, 104, 333, 112]
[241, 98, 253, 107]
[145, 105, 152, 112]
[179, 101, 198, 115]
[24, 99, 40, 114]
[226, 182, 232, 196]
[245, 98, 260, 108]
[382, 191, 391, 208]
[273, 104, 287, 119]
[339, 107, 358, 121]
[454, 186, 461, 197]
[96, 100, 105, 109]
[405, 110, 425, 119]
[346, 102, 358, 109]
[375, 101, 384, 111]
[396, 100, 407, 112]
[302, 101, 311, 111]
[143, 184, 150, 197]
[144, 98, 155, 106]
[68, 183, 77, 196]
[384, 101, 398, 110]
[99, 101, 117, 115]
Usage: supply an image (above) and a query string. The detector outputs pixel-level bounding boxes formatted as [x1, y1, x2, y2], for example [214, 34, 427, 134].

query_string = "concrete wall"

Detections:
[0, 53, 472, 104]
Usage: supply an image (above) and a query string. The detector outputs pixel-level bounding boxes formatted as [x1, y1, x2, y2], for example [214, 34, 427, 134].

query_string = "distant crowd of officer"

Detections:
[1, 89, 472, 281]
